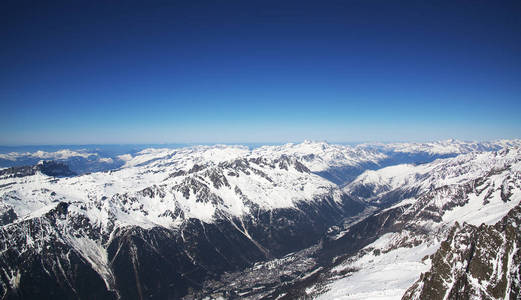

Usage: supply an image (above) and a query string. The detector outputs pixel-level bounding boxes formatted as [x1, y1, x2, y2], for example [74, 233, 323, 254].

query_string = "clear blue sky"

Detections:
[1, 0, 520, 145]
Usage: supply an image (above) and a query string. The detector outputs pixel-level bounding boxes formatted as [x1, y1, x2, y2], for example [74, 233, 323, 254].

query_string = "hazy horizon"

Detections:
[1, 137, 520, 151]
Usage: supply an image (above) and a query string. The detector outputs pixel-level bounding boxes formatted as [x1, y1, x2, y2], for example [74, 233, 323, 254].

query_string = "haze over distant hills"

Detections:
[2, 139, 519, 179]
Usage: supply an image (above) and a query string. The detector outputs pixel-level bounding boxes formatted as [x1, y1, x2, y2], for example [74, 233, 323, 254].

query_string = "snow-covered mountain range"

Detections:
[357, 139, 520, 155]
[0, 139, 520, 299]
[3, 139, 519, 181]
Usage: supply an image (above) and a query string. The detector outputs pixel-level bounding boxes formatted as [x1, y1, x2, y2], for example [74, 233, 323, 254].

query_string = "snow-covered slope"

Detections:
[308, 147, 521, 299]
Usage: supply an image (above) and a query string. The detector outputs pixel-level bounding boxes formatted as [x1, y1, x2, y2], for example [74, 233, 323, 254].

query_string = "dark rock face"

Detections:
[0, 156, 124, 175]
[0, 161, 76, 179]
[38, 161, 76, 177]
[317, 204, 409, 264]
[0, 166, 37, 178]
[104, 195, 363, 300]
[0, 214, 117, 300]
[402, 204, 521, 300]
[0, 208, 17, 226]
[34, 161, 70, 177]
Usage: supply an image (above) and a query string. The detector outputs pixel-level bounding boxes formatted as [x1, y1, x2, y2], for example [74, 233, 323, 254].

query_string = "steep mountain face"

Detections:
[403, 203, 521, 300]
[0, 203, 119, 299]
[0, 145, 365, 299]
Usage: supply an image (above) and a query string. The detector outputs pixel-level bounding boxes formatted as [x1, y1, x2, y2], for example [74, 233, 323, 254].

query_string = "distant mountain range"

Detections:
[0, 139, 519, 299]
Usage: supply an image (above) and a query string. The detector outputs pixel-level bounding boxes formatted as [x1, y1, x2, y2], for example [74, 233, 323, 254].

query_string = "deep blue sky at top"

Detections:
[1, 0, 520, 145]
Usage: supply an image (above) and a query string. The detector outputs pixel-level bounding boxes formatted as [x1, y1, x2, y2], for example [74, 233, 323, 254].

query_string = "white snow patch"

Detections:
[319, 235, 438, 300]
